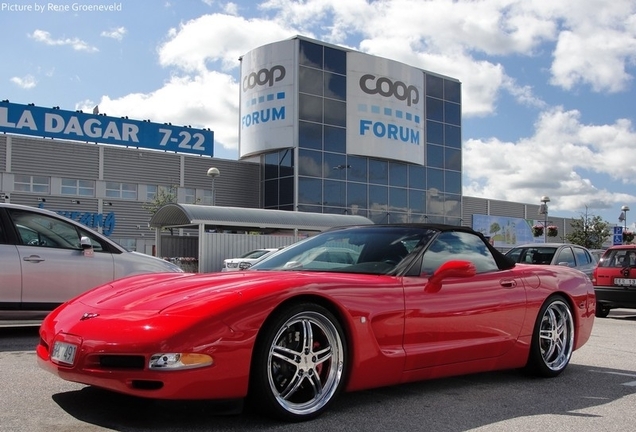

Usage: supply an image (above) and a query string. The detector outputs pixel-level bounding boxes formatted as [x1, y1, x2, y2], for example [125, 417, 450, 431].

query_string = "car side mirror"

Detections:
[80, 236, 93, 250]
[425, 260, 476, 293]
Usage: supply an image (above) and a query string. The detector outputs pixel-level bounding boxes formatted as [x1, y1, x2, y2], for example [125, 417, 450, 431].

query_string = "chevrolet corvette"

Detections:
[37, 224, 595, 421]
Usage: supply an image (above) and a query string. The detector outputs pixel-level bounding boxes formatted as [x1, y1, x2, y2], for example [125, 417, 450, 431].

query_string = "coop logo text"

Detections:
[359, 74, 419, 106]
[243, 65, 286, 91]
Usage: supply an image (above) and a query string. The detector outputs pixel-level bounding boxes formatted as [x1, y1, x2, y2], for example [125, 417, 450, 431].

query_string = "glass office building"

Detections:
[239, 36, 462, 224]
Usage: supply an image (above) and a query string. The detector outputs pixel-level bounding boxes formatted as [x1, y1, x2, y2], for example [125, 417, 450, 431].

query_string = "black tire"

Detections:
[595, 303, 611, 318]
[525, 296, 574, 377]
[249, 303, 347, 422]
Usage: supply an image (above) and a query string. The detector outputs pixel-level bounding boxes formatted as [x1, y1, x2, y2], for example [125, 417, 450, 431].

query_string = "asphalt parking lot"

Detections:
[1, 310, 635, 432]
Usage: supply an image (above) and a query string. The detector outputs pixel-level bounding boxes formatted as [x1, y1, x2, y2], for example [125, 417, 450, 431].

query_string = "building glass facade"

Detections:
[259, 37, 462, 225]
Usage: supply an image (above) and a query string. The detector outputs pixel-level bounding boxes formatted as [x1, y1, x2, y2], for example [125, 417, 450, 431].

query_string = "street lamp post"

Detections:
[619, 205, 629, 232]
[538, 196, 550, 243]
[207, 167, 220, 205]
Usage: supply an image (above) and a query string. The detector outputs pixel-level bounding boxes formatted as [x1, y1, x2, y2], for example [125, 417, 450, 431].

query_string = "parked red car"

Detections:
[591, 244, 636, 317]
[37, 224, 596, 421]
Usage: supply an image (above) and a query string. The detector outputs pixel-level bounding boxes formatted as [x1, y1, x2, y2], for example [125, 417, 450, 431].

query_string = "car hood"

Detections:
[76, 270, 364, 314]
[122, 251, 184, 272]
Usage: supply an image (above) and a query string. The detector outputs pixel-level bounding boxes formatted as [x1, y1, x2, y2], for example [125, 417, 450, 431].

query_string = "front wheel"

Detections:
[525, 296, 574, 377]
[249, 303, 347, 422]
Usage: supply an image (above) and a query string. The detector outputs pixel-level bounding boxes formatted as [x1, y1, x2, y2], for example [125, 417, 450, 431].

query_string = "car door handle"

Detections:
[23, 255, 45, 263]
[500, 279, 517, 288]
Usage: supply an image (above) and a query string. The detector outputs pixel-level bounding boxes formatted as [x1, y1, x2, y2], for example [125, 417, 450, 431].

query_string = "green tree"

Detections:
[564, 214, 610, 249]
[142, 185, 178, 215]
[489, 222, 501, 238]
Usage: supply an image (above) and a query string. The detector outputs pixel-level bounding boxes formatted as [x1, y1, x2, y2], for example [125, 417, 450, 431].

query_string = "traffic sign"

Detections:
[614, 227, 624, 245]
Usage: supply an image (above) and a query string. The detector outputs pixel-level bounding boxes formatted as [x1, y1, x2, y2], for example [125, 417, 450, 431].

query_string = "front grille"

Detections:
[99, 355, 145, 369]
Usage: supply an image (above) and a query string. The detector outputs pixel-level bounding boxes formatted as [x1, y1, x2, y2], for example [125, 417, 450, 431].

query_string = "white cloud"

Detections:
[10, 75, 37, 89]
[101, 27, 127, 41]
[29, 30, 98, 52]
[222, 2, 239, 15]
[463, 107, 636, 212]
[78, 71, 240, 152]
[158, 13, 299, 74]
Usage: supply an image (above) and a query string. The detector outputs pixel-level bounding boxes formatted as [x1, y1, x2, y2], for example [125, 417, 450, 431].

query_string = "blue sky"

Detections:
[2, 0, 636, 227]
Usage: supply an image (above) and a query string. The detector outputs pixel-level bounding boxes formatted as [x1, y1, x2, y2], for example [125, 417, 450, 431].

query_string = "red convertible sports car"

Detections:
[37, 224, 595, 421]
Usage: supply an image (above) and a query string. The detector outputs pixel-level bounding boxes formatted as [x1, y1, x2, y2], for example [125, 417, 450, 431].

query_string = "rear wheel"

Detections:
[526, 296, 574, 377]
[595, 302, 611, 318]
[249, 303, 347, 422]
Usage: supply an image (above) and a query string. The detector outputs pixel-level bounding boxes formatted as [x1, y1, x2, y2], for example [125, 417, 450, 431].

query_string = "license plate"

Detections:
[51, 341, 77, 365]
[614, 278, 636, 286]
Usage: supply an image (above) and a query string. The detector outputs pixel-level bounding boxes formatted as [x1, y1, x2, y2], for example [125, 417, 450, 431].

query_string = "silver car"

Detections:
[0, 203, 182, 320]
[504, 243, 597, 279]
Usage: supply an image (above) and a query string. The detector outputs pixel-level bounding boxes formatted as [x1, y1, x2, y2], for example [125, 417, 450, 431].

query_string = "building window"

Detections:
[14, 174, 50, 193]
[369, 159, 388, 185]
[298, 149, 322, 177]
[409, 165, 426, 190]
[324, 179, 345, 208]
[427, 144, 444, 169]
[444, 79, 461, 103]
[202, 189, 213, 205]
[389, 162, 408, 188]
[426, 74, 444, 99]
[324, 45, 346, 74]
[184, 188, 196, 204]
[445, 125, 461, 148]
[299, 39, 323, 69]
[147, 185, 158, 201]
[264, 179, 279, 208]
[299, 121, 323, 150]
[298, 177, 322, 205]
[61, 178, 95, 196]
[324, 72, 346, 101]
[427, 120, 444, 144]
[299, 66, 324, 96]
[324, 99, 346, 127]
[324, 125, 345, 153]
[299, 94, 323, 123]
[146, 185, 175, 202]
[348, 156, 367, 183]
[106, 182, 137, 199]
[426, 97, 444, 122]
[324, 152, 347, 179]
[444, 101, 461, 126]
[445, 148, 462, 171]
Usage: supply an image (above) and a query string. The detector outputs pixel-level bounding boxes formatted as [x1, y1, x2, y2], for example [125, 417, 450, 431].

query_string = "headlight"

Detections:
[149, 353, 213, 370]
[239, 262, 252, 270]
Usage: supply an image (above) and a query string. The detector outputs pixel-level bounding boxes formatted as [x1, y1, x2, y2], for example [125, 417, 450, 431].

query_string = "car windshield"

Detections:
[250, 226, 436, 275]
[505, 247, 557, 264]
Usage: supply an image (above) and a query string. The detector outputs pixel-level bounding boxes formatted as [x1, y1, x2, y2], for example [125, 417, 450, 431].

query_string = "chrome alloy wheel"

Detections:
[267, 310, 345, 416]
[538, 299, 574, 372]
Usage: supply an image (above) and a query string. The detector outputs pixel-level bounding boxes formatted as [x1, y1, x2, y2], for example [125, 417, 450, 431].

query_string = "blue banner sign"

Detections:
[0, 101, 214, 156]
